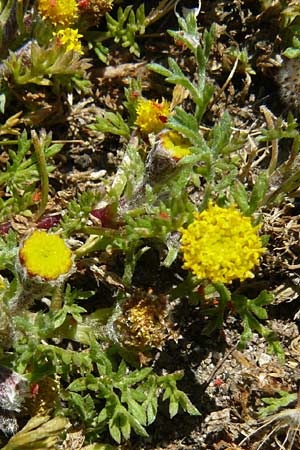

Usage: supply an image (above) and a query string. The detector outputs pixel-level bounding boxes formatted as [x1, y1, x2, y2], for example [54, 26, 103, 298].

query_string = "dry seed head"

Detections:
[240, 406, 300, 450]
[115, 290, 177, 352]
[78, 0, 113, 17]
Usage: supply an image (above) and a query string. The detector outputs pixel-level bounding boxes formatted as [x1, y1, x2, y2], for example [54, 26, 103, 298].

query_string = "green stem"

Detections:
[50, 284, 63, 311]
[213, 282, 231, 329]
[31, 130, 49, 221]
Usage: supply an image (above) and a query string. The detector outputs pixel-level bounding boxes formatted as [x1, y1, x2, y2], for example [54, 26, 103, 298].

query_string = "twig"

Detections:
[260, 105, 278, 175]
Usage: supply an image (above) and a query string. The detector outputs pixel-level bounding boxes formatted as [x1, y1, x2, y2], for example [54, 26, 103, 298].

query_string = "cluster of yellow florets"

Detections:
[54, 28, 83, 54]
[179, 204, 266, 284]
[37, 0, 79, 26]
[135, 98, 171, 134]
[19, 230, 73, 281]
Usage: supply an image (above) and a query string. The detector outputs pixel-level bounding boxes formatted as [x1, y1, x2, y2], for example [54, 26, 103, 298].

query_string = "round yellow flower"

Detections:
[179, 204, 266, 284]
[54, 28, 83, 54]
[135, 98, 171, 134]
[159, 131, 191, 160]
[19, 231, 73, 281]
[37, 0, 78, 26]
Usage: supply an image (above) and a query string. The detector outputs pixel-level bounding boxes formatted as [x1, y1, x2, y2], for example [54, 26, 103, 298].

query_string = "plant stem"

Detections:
[31, 130, 49, 221]
[213, 282, 231, 329]
[51, 284, 63, 311]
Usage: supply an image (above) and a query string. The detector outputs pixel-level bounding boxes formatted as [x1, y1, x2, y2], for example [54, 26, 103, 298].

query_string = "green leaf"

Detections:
[109, 415, 122, 443]
[126, 395, 147, 426]
[282, 48, 300, 58]
[258, 391, 297, 417]
[144, 383, 158, 425]
[252, 290, 274, 307]
[120, 367, 153, 386]
[178, 391, 200, 416]
[231, 181, 249, 214]
[249, 171, 269, 213]
[127, 415, 148, 437]
[210, 112, 232, 156]
[147, 62, 172, 78]
[169, 395, 179, 418]
[120, 413, 131, 440]
[248, 303, 268, 320]
[68, 377, 88, 392]
[91, 112, 130, 139]
[167, 107, 206, 147]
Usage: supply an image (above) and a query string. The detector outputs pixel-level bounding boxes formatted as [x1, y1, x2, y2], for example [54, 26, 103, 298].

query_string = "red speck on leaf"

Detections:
[159, 212, 170, 220]
[131, 91, 140, 98]
[31, 383, 39, 396]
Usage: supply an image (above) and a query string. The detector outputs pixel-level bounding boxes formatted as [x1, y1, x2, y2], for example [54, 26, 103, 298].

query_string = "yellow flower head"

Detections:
[159, 131, 191, 160]
[19, 230, 73, 281]
[135, 98, 171, 134]
[179, 204, 266, 284]
[37, 0, 78, 26]
[53, 28, 83, 54]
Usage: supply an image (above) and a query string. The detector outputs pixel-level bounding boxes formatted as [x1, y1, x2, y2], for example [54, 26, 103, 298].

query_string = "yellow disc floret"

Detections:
[54, 28, 83, 54]
[135, 98, 171, 134]
[179, 204, 266, 284]
[19, 231, 73, 281]
[37, 0, 78, 26]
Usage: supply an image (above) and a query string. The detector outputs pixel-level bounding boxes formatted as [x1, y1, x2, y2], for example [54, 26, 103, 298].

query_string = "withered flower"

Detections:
[115, 290, 177, 353]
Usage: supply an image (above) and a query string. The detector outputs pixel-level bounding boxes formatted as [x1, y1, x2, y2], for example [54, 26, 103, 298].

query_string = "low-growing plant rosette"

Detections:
[18, 230, 74, 283]
[179, 203, 266, 284]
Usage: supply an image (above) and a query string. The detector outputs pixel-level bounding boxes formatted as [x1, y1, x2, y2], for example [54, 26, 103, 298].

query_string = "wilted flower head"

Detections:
[115, 290, 177, 352]
[19, 230, 73, 282]
[0, 366, 29, 412]
[179, 203, 266, 284]
[37, 0, 78, 26]
[78, 0, 113, 17]
[135, 98, 171, 134]
[53, 28, 83, 54]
